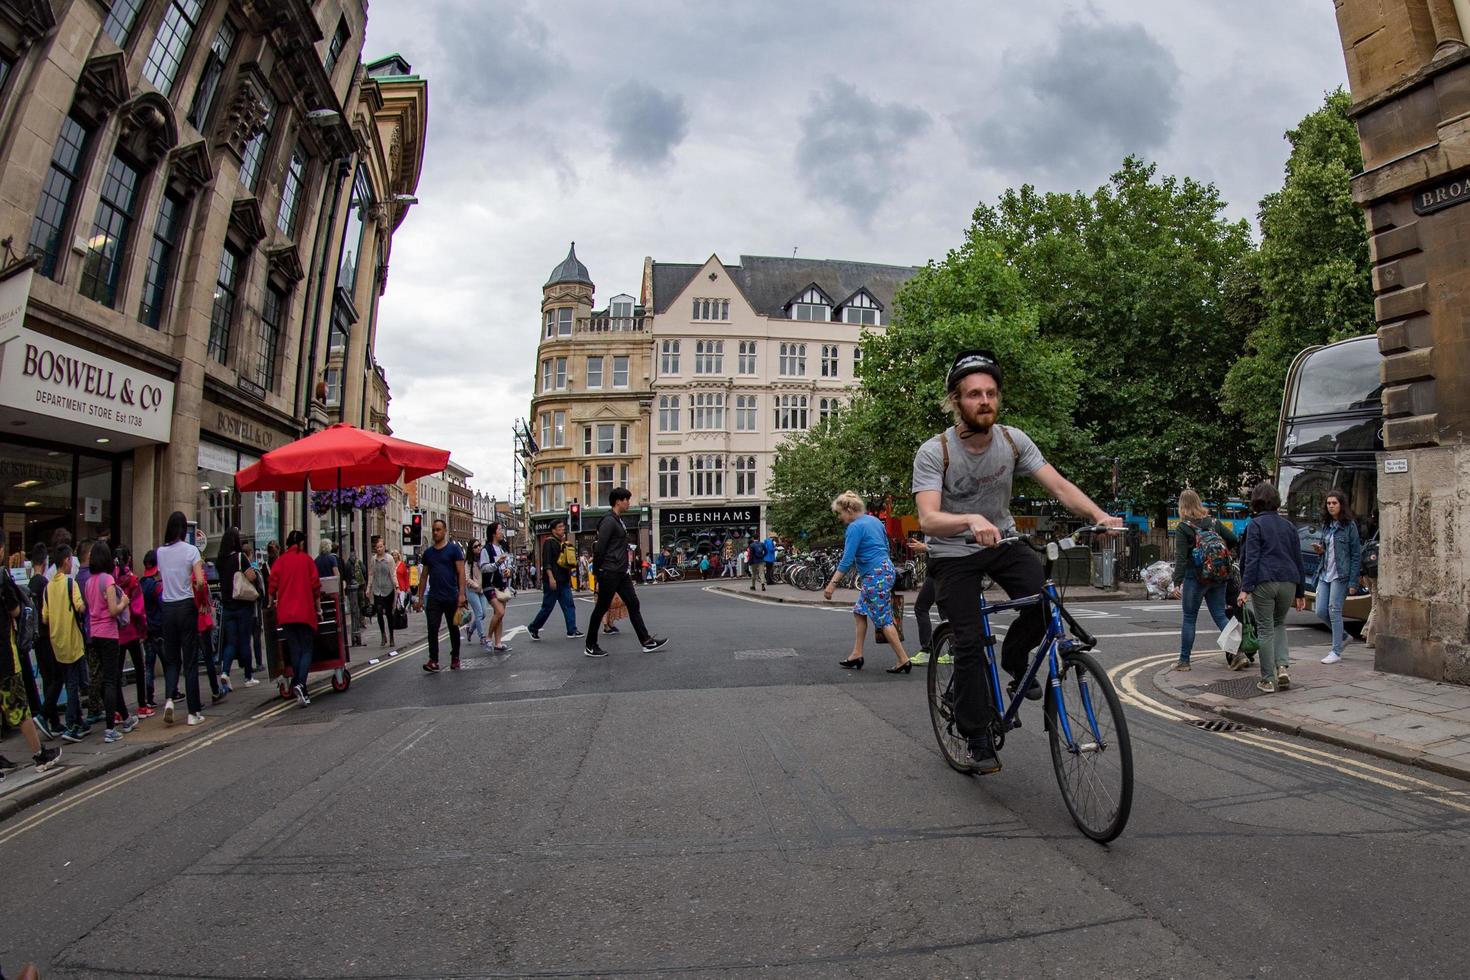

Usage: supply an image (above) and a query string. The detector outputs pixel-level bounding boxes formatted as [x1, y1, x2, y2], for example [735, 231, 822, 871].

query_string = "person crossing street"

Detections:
[527, 519, 581, 641]
[414, 519, 467, 671]
[584, 488, 666, 657]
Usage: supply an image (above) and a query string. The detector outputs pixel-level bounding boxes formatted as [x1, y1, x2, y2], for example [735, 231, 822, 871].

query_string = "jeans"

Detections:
[92, 638, 125, 728]
[282, 622, 315, 690]
[36, 638, 62, 731]
[1179, 576, 1229, 663]
[529, 581, 577, 634]
[1251, 581, 1297, 680]
[424, 597, 462, 663]
[142, 633, 162, 705]
[162, 599, 203, 714]
[587, 570, 649, 643]
[931, 545, 1046, 738]
[750, 561, 765, 590]
[465, 589, 487, 644]
[914, 577, 937, 650]
[62, 658, 84, 729]
[372, 592, 396, 641]
[220, 605, 255, 680]
[1314, 576, 1349, 655]
[251, 603, 265, 669]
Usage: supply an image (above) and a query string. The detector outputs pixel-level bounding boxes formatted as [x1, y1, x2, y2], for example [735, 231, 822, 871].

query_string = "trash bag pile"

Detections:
[1142, 561, 1174, 599]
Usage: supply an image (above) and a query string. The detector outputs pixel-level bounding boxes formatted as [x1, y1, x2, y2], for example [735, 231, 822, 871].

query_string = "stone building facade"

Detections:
[0, 0, 426, 561]
[445, 458, 471, 543]
[1331, 0, 1470, 682]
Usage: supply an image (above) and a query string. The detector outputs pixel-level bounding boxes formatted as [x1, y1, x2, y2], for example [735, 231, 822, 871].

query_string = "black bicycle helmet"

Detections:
[946, 349, 1003, 391]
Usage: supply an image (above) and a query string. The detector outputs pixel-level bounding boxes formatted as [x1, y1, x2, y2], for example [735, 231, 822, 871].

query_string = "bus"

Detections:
[1274, 335, 1381, 620]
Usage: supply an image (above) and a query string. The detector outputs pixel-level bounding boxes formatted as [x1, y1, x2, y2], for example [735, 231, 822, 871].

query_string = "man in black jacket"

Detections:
[585, 488, 667, 657]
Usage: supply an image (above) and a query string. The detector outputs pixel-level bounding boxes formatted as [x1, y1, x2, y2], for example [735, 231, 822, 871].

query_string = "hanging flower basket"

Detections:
[310, 484, 390, 516]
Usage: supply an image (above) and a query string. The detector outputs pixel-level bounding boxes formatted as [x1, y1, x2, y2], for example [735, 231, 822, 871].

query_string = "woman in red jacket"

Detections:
[394, 551, 410, 608]
[269, 530, 321, 706]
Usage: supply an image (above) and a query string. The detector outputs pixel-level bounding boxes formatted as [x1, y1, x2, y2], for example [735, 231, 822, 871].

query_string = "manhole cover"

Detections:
[1190, 718, 1247, 733]
[1199, 676, 1271, 700]
[269, 708, 351, 727]
[734, 648, 798, 660]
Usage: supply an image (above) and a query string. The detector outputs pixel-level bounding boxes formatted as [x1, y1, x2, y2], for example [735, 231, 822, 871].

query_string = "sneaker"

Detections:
[32, 717, 55, 740]
[112, 712, 123, 725]
[1321, 651, 1342, 665]
[493, 645, 511, 653]
[937, 652, 954, 665]
[641, 636, 669, 653]
[567, 629, 585, 639]
[85, 712, 105, 727]
[103, 729, 123, 744]
[0, 755, 19, 773]
[61, 726, 85, 743]
[1171, 660, 1192, 671]
[33, 746, 61, 772]
[1256, 679, 1276, 694]
[965, 736, 1003, 774]
[422, 660, 440, 673]
[187, 713, 206, 726]
[120, 716, 139, 734]
[1230, 654, 1250, 672]
[244, 678, 260, 687]
[294, 685, 310, 706]
[450, 658, 461, 670]
[584, 646, 608, 658]
[528, 626, 541, 641]
[910, 649, 931, 665]
[136, 706, 156, 719]
[1007, 676, 1043, 701]
[211, 692, 228, 705]
[602, 625, 620, 634]
[219, 676, 233, 694]
[1276, 668, 1291, 690]
[163, 699, 175, 725]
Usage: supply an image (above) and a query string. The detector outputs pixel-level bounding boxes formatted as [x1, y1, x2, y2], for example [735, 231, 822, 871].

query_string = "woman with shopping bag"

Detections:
[1168, 489, 1238, 671]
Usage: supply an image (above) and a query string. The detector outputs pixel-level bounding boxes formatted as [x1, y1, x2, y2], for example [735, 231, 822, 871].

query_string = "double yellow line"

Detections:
[1110, 653, 1470, 815]
[0, 639, 428, 848]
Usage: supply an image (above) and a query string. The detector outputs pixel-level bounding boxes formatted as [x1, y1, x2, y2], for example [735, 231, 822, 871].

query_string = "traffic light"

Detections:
[410, 513, 423, 545]
[568, 501, 582, 534]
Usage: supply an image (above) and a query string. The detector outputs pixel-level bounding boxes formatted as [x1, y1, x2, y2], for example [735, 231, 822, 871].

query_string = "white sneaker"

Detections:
[244, 678, 261, 687]
[1321, 652, 1342, 665]
[187, 713, 205, 726]
[163, 699, 175, 725]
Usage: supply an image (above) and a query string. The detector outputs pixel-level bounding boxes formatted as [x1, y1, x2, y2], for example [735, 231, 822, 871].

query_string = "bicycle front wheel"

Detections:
[1044, 650, 1133, 843]
[926, 627, 973, 774]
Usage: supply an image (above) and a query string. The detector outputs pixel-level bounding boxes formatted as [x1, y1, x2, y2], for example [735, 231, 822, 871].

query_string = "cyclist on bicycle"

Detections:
[913, 350, 1123, 772]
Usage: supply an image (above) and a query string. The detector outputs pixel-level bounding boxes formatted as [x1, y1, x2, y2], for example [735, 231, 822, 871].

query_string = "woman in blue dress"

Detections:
[825, 491, 912, 674]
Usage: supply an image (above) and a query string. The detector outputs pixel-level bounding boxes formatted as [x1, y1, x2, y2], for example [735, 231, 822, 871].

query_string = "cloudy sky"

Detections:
[362, 0, 1349, 502]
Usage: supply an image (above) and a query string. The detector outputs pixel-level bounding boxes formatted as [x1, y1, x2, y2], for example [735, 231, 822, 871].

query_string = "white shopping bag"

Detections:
[1218, 617, 1243, 655]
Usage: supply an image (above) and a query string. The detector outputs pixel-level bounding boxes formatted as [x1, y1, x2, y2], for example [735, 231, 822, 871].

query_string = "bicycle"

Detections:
[926, 525, 1133, 843]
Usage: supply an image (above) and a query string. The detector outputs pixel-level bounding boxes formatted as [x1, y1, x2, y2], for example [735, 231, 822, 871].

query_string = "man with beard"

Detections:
[912, 350, 1122, 773]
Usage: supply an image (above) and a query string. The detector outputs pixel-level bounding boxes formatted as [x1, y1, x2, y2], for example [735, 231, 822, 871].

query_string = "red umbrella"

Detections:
[235, 423, 450, 492]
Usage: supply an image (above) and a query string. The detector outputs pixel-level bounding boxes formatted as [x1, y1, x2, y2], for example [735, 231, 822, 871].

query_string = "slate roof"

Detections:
[546, 242, 593, 287]
[650, 254, 920, 317]
[365, 54, 414, 79]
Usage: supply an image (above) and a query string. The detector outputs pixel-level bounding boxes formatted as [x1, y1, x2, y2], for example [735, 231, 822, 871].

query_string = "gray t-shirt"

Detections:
[911, 425, 1047, 558]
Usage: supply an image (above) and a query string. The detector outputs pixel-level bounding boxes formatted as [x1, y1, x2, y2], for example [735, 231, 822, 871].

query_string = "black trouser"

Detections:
[931, 545, 1045, 738]
[161, 599, 202, 714]
[35, 636, 63, 731]
[17, 641, 43, 717]
[122, 639, 144, 711]
[92, 637, 126, 728]
[915, 577, 937, 650]
[587, 570, 649, 644]
[424, 597, 461, 663]
[372, 593, 395, 640]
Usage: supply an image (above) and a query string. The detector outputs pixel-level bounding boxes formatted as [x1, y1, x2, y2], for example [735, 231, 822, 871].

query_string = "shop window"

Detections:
[186, 18, 237, 130]
[142, 0, 204, 95]
[29, 114, 92, 279]
[139, 191, 185, 328]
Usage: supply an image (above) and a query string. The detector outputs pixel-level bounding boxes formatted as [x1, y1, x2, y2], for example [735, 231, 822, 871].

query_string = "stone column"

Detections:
[1428, 0, 1469, 56]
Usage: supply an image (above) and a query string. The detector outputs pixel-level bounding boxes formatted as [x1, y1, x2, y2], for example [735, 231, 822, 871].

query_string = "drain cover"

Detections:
[1199, 676, 1271, 700]
[1191, 718, 1247, 733]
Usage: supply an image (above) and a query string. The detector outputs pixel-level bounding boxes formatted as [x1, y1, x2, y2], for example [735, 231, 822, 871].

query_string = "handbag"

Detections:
[1239, 607, 1260, 656]
[391, 603, 409, 631]
[232, 554, 260, 602]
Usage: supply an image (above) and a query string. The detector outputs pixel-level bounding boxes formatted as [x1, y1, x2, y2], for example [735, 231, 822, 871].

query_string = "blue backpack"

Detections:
[1190, 521, 1233, 585]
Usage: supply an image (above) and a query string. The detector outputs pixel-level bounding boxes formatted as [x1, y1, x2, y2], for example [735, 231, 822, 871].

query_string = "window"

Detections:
[789, 286, 830, 321]
[818, 397, 840, 424]
[327, 323, 346, 356]
[590, 465, 615, 505]
[239, 92, 276, 191]
[554, 357, 567, 389]
[558, 308, 572, 335]
[692, 297, 729, 321]
[323, 366, 341, 407]
[254, 284, 285, 390]
[187, 18, 237, 130]
[29, 114, 91, 279]
[734, 456, 757, 496]
[738, 340, 757, 375]
[596, 423, 615, 454]
[0, 52, 10, 90]
[695, 340, 724, 374]
[821, 344, 839, 378]
[660, 339, 680, 375]
[143, 0, 204, 94]
[619, 425, 630, 453]
[854, 346, 863, 373]
[539, 412, 551, 450]
[208, 244, 243, 364]
[553, 411, 566, 448]
[582, 426, 592, 455]
[613, 355, 629, 387]
[139, 192, 185, 327]
[843, 290, 880, 325]
[540, 359, 551, 392]
[324, 17, 350, 74]
[79, 153, 142, 307]
[775, 394, 809, 431]
[276, 146, 306, 235]
[658, 457, 679, 498]
[735, 395, 758, 432]
[690, 455, 725, 497]
[544, 311, 553, 338]
[103, 0, 145, 47]
[658, 394, 680, 432]
[778, 342, 807, 377]
[586, 355, 603, 388]
[550, 467, 565, 509]
[691, 392, 725, 431]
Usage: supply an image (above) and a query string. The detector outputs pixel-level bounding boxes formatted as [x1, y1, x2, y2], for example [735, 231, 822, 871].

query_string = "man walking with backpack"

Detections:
[1169, 488, 1240, 671]
[584, 489, 667, 657]
[527, 519, 581, 641]
[747, 538, 766, 591]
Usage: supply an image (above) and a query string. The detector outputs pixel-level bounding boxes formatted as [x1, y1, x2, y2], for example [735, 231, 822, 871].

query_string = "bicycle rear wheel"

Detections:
[1044, 650, 1133, 843]
[926, 627, 973, 773]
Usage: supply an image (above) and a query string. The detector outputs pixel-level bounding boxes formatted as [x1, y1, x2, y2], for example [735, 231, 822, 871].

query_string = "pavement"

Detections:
[5, 587, 1470, 978]
[708, 576, 1148, 606]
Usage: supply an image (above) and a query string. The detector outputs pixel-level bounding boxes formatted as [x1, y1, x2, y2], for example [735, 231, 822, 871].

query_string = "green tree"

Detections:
[1223, 88, 1375, 468]
[972, 157, 1255, 516]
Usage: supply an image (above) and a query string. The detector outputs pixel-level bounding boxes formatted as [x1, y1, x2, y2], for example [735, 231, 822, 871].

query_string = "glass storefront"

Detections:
[196, 439, 279, 552]
[0, 437, 130, 559]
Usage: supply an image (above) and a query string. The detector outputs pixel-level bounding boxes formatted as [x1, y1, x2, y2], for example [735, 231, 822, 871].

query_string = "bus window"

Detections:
[1292, 342, 1382, 416]
[1277, 464, 1377, 535]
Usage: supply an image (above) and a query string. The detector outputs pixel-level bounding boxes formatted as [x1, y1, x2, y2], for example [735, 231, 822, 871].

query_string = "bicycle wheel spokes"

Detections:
[927, 630, 972, 773]
[1045, 651, 1133, 843]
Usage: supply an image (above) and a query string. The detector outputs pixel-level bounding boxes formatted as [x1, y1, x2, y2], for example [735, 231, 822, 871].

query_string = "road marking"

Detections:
[0, 639, 430, 847]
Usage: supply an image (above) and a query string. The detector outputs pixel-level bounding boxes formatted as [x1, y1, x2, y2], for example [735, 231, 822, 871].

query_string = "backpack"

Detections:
[1190, 521, 1233, 585]
[557, 541, 577, 570]
[747, 541, 764, 565]
[4, 577, 37, 655]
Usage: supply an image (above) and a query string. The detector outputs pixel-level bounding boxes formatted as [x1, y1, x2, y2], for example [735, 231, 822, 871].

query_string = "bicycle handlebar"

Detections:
[959, 523, 1120, 546]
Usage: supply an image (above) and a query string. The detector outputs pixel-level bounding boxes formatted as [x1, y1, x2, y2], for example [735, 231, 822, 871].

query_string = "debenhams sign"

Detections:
[660, 505, 760, 527]
[0, 327, 175, 442]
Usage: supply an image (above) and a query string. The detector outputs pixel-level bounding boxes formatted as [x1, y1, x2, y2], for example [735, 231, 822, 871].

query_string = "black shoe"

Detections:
[966, 736, 1002, 774]
[584, 646, 608, 658]
[839, 657, 864, 670]
[33, 746, 61, 772]
[0, 755, 19, 774]
[528, 626, 541, 641]
[32, 717, 55, 741]
[211, 692, 228, 705]
[1008, 676, 1043, 701]
[602, 624, 620, 634]
[567, 629, 585, 638]
[641, 636, 668, 653]
[886, 660, 913, 675]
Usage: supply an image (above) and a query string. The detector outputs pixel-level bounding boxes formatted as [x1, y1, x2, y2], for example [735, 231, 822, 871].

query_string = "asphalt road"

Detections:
[5, 583, 1468, 979]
